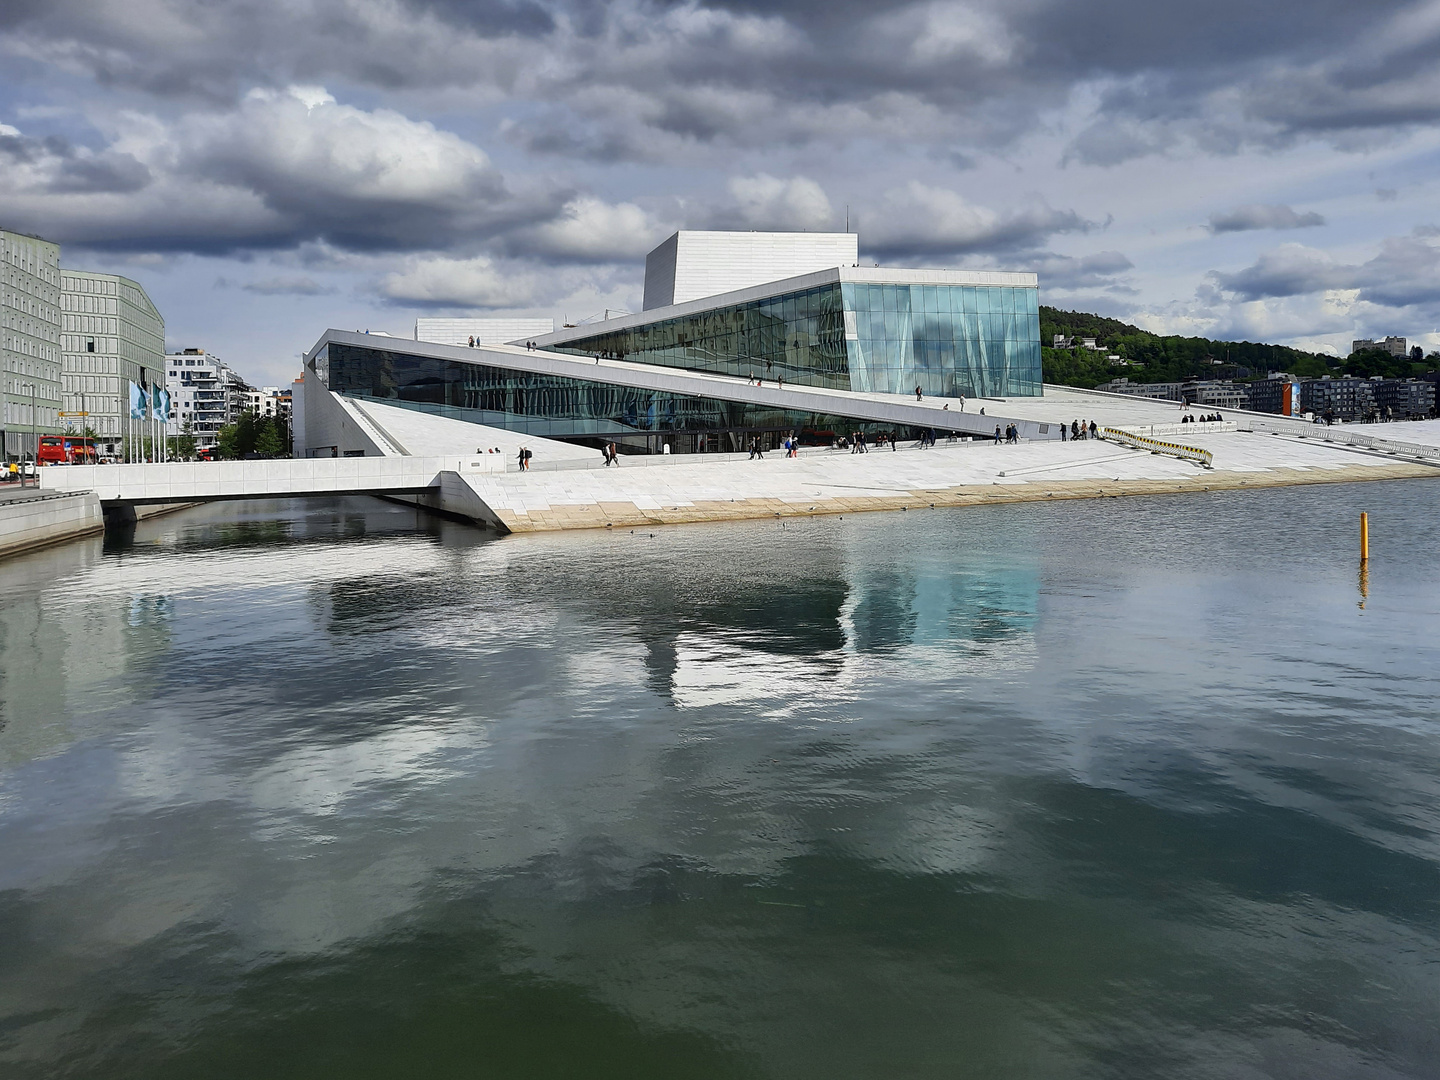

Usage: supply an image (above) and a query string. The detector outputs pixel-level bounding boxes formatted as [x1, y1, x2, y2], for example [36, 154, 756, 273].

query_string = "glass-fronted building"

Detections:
[318, 340, 911, 452]
[305, 263, 1044, 455]
[537, 267, 1041, 400]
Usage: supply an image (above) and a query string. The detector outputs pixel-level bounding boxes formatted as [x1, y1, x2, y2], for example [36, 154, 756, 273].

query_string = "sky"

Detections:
[3, 0, 1439, 388]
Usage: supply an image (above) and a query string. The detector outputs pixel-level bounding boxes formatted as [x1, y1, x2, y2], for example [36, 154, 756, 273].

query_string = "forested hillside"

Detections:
[1040, 307, 1435, 389]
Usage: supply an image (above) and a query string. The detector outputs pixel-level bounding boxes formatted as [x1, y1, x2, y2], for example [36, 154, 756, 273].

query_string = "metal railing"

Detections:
[1237, 417, 1440, 463]
[1102, 427, 1213, 468]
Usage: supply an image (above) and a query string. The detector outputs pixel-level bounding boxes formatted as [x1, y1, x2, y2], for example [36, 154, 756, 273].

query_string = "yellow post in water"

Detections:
[1360, 512, 1370, 562]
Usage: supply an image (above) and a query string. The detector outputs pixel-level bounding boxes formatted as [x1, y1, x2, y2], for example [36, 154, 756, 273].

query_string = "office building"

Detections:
[59, 270, 165, 459]
[415, 318, 555, 347]
[1, 229, 63, 460]
[166, 350, 251, 451]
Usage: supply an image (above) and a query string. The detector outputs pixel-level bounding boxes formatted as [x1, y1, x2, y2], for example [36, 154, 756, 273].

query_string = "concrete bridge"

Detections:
[37, 455, 503, 506]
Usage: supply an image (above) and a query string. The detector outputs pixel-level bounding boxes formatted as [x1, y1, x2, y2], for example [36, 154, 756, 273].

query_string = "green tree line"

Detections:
[214, 412, 290, 459]
[1041, 306, 1438, 389]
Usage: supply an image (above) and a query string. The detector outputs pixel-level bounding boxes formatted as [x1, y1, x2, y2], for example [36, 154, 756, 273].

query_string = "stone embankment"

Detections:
[453, 429, 1438, 534]
[0, 490, 103, 558]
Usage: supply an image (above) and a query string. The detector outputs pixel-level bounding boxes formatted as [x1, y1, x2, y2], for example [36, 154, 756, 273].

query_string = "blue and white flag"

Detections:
[152, 385, 169, 421]
[129, 382, 149, 420]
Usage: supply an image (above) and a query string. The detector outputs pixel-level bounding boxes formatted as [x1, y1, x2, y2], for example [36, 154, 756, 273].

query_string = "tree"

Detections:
[254, 416, 285, 457]
[170, 418, 196, 460]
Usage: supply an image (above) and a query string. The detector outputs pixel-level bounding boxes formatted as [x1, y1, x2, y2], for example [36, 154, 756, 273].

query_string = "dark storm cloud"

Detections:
[240, 277, 337, 296]
[863, 184, 1098, 259]
[1211, 228, 1440, 309]
[1209, 204, 1326, 233]
[1029, 250, 1134, 290]
[0, 131, 151, 193]
[405, 0, 556, 36]
[6, 0, 1437, 155]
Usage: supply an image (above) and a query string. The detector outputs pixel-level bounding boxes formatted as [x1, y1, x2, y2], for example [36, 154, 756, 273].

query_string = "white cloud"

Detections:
[726, 174, 834, 230]
[511, 196, 665, 261]
[378, 255, 541, 307]
[865, 182, 1091, 256]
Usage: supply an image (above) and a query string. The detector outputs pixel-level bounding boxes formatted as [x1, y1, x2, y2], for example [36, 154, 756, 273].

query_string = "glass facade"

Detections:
[321, 342, 929, 450]
[549, 281, 1041, 398]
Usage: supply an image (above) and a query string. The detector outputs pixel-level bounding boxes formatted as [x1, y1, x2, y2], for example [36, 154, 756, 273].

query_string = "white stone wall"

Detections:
[0, 491, 102, 559]
[643, 231, 858, 309]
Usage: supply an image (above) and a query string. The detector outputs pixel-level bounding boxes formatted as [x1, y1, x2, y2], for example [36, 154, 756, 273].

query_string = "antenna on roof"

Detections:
[846, 205, 850, 233]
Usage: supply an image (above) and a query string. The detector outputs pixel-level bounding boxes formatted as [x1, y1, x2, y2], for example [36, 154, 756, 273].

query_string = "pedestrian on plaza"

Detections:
[1089, 420, 1098, 439]
[601, 445, 611, 467]
[1060, 423, 1067, 442]
[915, 385, 923, 400]
[994, 425, 1002, 444]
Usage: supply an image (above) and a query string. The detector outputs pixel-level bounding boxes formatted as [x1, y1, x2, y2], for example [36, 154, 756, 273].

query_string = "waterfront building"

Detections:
[415, 318, 555, 347]
[541, 264, 1041, 399]
[165, 350, 251, 451]
[1096, 378, 1185, 402]
[59, 270, 165, 459]
[297, 232, 1043, 457]
[1, 230, 63, 461]
[1370, 378, 1435, 419]
[1301, 376, 1377, 421]
[1246, 375, 1301, 415]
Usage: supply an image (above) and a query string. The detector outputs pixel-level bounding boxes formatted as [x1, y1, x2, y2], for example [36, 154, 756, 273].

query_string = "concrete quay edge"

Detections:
[483, 460, 1437, 534]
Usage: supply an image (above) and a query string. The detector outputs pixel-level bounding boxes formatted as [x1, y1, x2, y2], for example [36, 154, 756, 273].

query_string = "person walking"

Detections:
[915, 385, 923, 401]
[993, 425, 1002, 445]
[1089, 420, 1098, 439]
[1060, 423, 1067, 442]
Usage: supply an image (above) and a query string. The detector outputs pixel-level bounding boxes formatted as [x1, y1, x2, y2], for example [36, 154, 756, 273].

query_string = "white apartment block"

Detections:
[59, 270, 166, 458]
[240, 386, 293, 420]
[166, 350, 251, 451]
[1, 229, 63, 460]
[642, 231, 859, 310]
[415, 318, 556, 346]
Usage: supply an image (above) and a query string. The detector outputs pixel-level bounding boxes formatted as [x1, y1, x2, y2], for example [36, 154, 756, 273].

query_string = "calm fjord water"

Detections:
[2, 480, 1439, 1079]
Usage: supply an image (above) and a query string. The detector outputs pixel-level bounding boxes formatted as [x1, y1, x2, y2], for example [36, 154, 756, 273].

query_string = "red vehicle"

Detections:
[37, 435, 98, 465]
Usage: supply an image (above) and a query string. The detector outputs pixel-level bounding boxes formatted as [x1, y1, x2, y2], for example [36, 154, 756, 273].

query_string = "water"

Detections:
[1, 480, 1438, 1079]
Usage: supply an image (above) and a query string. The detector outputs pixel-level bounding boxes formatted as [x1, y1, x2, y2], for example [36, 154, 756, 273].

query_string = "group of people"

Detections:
[747, 436, 766, 459]
[1180, 411, 1224, 423]
[516, 446, 533, 470]
[1059, 419, 1101, 442]
[600, 441, 620, 466]
[992, 424, 1022, 444]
